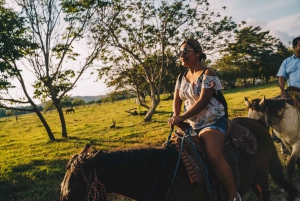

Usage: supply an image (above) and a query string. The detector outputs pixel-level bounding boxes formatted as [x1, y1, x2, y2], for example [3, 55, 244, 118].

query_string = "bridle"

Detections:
[79, 163, 92, 186]
[74, 151, 108, 201]
[263, 106, 283, 127]
[250, 101, 283, 127]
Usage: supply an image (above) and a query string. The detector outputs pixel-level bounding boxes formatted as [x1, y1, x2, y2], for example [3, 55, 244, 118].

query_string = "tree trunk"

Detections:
[144, 100, 159, 122]
[35, 109, 56, 140]
[135, 86, 150, 109]
[29, 100, 55, 140]
[53, 102, 68, 138]
[14, 76, 56, 140]
[19, 88, 56, 140]
[144, 84, 160, 122]
[58, 107, 68, 138]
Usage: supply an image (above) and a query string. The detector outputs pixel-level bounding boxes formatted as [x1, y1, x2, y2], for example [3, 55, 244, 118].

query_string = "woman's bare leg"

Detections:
[199, 129, 240, 201]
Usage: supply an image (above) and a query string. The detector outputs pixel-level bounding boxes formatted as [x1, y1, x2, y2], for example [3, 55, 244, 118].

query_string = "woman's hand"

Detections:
[168, 116, 186, 126]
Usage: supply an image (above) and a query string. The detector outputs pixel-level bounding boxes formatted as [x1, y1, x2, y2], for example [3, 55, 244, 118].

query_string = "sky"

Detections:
[7, 0, 300, 100]
[211, 0, 300, 45]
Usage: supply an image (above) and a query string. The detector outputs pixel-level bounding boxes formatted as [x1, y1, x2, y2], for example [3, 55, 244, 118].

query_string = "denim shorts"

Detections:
[194, 116, 227, 135]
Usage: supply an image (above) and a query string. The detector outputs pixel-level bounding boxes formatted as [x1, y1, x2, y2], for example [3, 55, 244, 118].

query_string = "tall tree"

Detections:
[211, 54, 243, 89]
[0, 1, 57, 140]
[222, 26, 279, 85]
[98, 53, 150, 108]
[260, 41, 292, 83]
[1, 0, 112, 138]
[98, 0, 239, 121]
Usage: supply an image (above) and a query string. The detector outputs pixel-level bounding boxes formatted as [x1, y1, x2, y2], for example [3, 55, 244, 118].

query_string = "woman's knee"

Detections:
[206, 152, 224, 165]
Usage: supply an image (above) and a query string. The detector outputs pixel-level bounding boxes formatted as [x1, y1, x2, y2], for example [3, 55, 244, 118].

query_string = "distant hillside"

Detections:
[38, 95, 107, 107]
[72, 95, 107, 102]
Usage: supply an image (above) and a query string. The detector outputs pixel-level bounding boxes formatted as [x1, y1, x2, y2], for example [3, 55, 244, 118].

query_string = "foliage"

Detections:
[0, 3, 37, 92]
[60, 95, 74, 108]
[157, 51, 186, 98]
[71, 98, 85, 106]
[43, 100, 56, 112]
[102, 90, 134, 103]
[218, 26, 283, 86]
[260, 41, 292, 82]
[0, 106, 42, 118]
[211, 54, 242, 89]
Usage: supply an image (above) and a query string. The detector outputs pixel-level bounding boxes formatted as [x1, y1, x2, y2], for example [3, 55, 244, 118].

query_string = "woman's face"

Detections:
[179, 43, 198, 67]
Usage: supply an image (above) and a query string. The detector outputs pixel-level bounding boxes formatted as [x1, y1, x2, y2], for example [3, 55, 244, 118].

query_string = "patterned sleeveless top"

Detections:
[174, 73, 225, 130]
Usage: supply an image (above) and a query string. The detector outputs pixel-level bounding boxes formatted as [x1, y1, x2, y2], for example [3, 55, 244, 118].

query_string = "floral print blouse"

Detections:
[175, 73, 225, 130]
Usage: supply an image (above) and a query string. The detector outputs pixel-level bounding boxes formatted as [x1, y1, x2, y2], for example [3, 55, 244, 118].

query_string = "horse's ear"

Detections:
[80, 144, 90, 154]
[259, 96, 265, 108]
[244, 97, 250, 107]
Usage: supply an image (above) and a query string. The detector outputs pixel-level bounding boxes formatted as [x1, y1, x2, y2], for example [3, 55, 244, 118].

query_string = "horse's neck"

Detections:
[96, 148, 175, 200]
[272, 104, 300, 136]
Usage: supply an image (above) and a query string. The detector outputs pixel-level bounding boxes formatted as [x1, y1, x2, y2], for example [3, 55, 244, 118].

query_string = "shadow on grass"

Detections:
[0, 159, 66, 201]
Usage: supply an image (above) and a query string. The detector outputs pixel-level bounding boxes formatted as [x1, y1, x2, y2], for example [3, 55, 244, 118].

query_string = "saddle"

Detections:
[168, 119, 257, 201]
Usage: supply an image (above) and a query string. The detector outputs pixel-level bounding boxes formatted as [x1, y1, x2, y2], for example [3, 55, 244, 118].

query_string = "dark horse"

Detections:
[60, 118, 300, 201]
[66, 108, 75, 114]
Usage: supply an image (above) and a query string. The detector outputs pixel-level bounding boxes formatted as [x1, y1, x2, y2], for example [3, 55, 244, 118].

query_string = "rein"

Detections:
[145, 112, 181, 201]
[276, 81, 286, 101]
[80, 163, 92, 185]
[163, 130, 185, 201]
[265, 108, 282, 126]
[77, 151, 108, 201]
[86, 169, 107, 201]
[173, 127, 212, 200]
[261, 103, 284, 126]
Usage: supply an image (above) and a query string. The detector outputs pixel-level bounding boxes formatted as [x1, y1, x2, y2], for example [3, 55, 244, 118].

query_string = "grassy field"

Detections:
[0, 81, 298, 201]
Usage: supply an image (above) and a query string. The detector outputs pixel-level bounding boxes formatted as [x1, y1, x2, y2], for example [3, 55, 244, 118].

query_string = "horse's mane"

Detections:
[66, 147, 99, 173]
[97, 146, 177, 176]
[67, 146, 176, 173]
[264, 98, 286, 118]
[285, 97, 295, 106]
[248, 98, 262, 111]
[93, 146, 179, 198]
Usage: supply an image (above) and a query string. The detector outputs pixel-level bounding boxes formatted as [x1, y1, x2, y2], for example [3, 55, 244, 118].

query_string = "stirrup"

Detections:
[229, 192, 241, 201]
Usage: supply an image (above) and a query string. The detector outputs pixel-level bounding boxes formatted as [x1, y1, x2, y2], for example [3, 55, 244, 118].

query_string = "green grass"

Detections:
[0, 81, 295, 201]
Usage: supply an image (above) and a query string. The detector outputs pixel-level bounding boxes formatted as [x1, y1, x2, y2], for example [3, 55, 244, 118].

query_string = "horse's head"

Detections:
[60, 144, 101, 201]
[245, 96, 288, 128]
[244, 97, 268, 128]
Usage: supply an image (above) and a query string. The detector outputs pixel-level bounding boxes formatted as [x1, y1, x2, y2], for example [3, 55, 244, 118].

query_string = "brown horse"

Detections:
[60, 117, 300, 201]
[66, 108, 75, 114]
